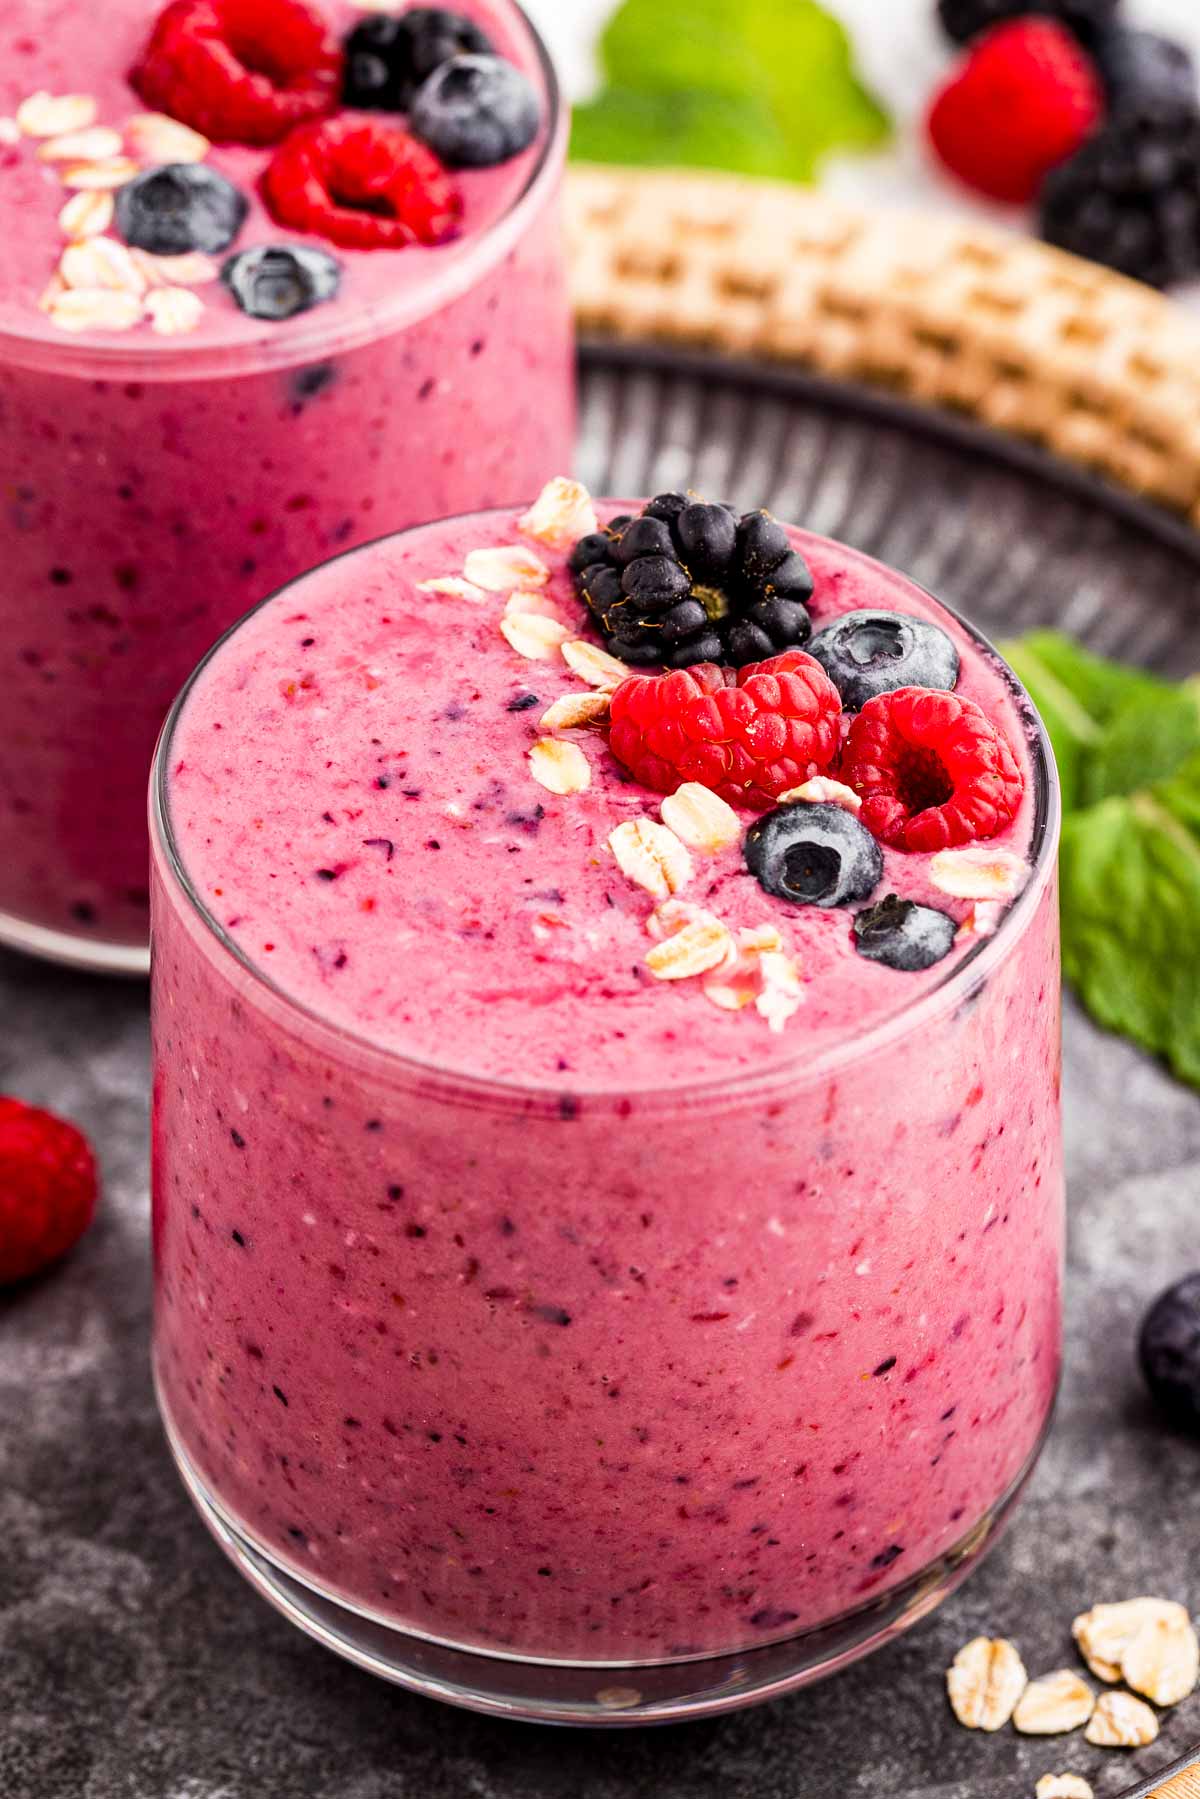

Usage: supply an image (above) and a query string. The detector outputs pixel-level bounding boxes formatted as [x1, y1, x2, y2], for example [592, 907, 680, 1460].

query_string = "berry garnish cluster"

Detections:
[927, 2, 1200, 287]
[564, 490, 1029, 977]
[22, 2, 545, 332]
[571, 495, 815, 669]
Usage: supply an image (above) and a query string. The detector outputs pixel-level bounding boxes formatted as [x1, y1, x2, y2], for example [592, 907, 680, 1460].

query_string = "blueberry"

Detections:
[744, 803, 883, 909]
[410, 53, 541, 169]
[807, 609, 960, 710]
[1095, 28, 1197, 120]
[1140, 1273, 1200, 1432]
[223, 246, 341, 322]
[115, 164, 248, 255]
[853, 894, 956, 971]
[677, 503, 737, 582]
[342, 7, 493, 111]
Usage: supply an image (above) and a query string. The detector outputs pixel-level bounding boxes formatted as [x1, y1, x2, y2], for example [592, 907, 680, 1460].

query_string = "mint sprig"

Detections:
[1001, 631, 1200, 1087]
[570, 0, 890, 181]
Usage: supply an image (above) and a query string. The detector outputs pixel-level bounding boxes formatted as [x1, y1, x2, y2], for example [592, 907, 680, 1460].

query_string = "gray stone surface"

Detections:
[3, 950, 1200, 1799]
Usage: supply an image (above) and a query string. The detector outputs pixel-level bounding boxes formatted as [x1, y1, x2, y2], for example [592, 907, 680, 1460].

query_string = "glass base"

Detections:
[160, 1393, 1054, 1725]
[0, 904, 149, 977]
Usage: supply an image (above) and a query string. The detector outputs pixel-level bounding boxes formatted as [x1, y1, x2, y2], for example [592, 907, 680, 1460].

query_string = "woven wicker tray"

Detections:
[566, 164, 1200, 535]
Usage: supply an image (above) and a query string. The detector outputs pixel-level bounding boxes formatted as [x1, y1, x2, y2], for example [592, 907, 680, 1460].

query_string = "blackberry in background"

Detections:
[1092, 27, 1198, 120]
[936, 0, 1119, 48]
[1040, 111, 1200, 288]
[342, 7, 493, 112]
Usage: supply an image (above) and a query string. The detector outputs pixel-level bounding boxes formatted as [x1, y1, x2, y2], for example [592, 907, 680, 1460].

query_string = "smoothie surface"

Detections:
[164, 499, 1045, 1090]
[0, 0, 550, 355]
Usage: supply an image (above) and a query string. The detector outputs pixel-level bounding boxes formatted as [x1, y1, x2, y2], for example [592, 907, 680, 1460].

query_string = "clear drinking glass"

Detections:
[148, 542, 1062, 1724]
[0, 5, 570, 975]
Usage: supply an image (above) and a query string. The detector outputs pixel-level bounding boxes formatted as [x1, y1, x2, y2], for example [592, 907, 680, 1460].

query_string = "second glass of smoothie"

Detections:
[0, 0, 571, 971]
[150, 487, 1063, 1723]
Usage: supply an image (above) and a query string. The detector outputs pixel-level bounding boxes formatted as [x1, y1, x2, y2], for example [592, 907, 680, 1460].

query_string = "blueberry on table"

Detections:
[853, 894, 957, 971]
[410, 54, 541, 168]
[744, 803, 883, 908]
[115, 164, 248, 255]
[1139, 1273, 1200, 1432]
[342, 7, 494, 112]
[807, 609, 960, 710]
[223, 246, 341, 321]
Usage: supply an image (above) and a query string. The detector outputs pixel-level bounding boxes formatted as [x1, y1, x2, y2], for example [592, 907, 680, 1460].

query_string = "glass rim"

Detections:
[0, 1, 564, 383]
[150, 507, 1063, 1112]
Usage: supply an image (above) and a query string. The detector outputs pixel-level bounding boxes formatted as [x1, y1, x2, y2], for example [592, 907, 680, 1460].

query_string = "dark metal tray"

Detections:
[3, 343, 1200, 1799]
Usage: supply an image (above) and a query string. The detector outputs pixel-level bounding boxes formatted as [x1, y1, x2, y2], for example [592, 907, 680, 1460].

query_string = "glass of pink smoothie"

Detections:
[150, 488, 1062, 1723]
[0, 0, 571, 974]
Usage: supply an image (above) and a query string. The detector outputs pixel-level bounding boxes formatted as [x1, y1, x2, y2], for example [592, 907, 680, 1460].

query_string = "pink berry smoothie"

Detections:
[0, 0, 571, 970]
[151, 496, 1062, 1696]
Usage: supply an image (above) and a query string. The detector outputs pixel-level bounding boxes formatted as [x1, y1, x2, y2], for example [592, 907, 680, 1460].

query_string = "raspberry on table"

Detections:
[132, 0, 343, 146]
[262, 117, 462, 249]
[927, 18, 1104, 205]
[0, 1096, 98, 1286]
[842, 687, 1024, 852]
[608, 651, 842, 812]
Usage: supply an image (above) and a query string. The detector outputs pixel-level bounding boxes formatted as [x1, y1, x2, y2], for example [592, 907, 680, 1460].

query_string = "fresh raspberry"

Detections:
[132, 0, 342, 147]
[0, 1097, 97, 1286]
[927, 19, 1103, 204]
[262, 117, 462, 249]
[608, 650, 842, 812]
[841, 687, 1024, 852]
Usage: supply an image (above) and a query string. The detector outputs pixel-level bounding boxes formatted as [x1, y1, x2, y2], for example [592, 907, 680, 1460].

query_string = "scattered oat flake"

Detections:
[415, 575, 488, 604]
[1121, 1607, 1199, 1707]
[46, 287, 143, 333]
[947, 1637, 1028, 1731]
[539, 691, 610, 732]
[518, 477, 599, 550]
[60, 157, 140, 189]
[17, 92, 98, 137]
[561, 639, 631, 690]
[146, 286, 204, 336]
[528, 738, 590, 796]
[660, 783, 742, 853]
[132, 249, 219, 288]
[930, 846, 1029, 901]
[756, 951, 804, 1033]
[778, 776, 863, 813]
[500, 613, 571, 661]
[956, 900, 1005, 943]
[504, 588, 564, 620]
[0, 118, 19, 147]
[703, 981, 755, 1012]
[1013, 1670, 1095, 1736]
[609, 819, 692, 899]
[126, 112, 210, 163]
[646, 916, 733, 981]
[463, 544, 549, 592]
[1085, 1690, 1159, 1748]
[1035, 1778, 1093, 1799]
[1073, 1599, 1189, 1684]
[37, 126, 124, 163]
[38, 274, 67, 314]
[60, 238, 146, 295]
[59, 190, 115, 240]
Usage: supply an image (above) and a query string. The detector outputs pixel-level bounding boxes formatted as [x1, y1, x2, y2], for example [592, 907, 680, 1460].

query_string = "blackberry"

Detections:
[342, 7, 493, 113]
[1040, 112, 1200, 288]
[573, 495, 814, 671]
[936, 0, 1118, 47]
[1092, 28, 1198, 120]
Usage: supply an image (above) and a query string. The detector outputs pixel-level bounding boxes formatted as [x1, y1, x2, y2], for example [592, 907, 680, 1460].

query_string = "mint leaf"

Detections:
[1082, 686, 1200, 807]
[571, 0, 889, 180]
[1060, 759, 1200, 1088]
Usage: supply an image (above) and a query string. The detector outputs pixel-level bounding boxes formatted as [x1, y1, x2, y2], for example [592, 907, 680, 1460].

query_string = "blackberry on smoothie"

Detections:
[0, 0, 571, 970]
[151, 481, 1062, 1721]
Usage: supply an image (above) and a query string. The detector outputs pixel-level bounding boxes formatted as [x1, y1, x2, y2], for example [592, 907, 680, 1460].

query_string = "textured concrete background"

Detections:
[3, 948, 1200, 1799]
